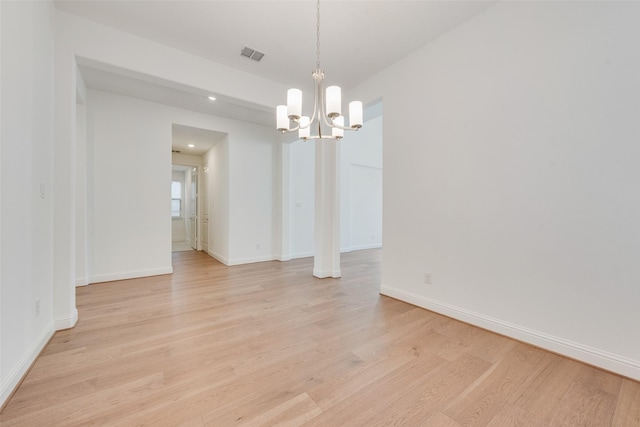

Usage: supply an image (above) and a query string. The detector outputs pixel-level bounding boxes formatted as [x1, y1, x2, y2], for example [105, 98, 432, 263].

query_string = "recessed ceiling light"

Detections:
[187, 144, 195, 148]
[208, 96, 216, 101]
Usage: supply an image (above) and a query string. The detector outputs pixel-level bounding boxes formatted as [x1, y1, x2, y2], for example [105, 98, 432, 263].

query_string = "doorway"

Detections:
[189, 166, 198, 250]
[171, 164, 196, 252]
[171, 124, 226, 260]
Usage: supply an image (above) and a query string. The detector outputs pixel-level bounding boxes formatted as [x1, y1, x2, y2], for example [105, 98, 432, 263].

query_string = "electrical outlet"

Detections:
[424, 272, 432, 285]
[35, 299, 40, 316]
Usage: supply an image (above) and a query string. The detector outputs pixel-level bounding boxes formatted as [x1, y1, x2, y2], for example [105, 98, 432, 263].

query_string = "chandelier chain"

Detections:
[316, 0, 321, 70]
[275, 0, 363, 139]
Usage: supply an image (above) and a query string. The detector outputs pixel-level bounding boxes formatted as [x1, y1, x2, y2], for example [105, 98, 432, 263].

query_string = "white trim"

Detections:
[226, 255, 276, 266]
[75, 277, 89, 287]
[1, 323, 55, 408]
[89, 267, 173, 284]
[208, 250, 229, 266]
[280, 246, 381, 262]
[55, 307, 78, 331]
[289, 251, 314, 260]
[380, 284, 640, 381]
[313, 269, 341, 279]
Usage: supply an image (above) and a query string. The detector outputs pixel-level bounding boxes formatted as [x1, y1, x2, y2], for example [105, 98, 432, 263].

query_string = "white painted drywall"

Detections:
[340, 115, 383, 252]
[0, 0, 56, 406]
[55, 7, 286, 281]
[55, 9, 288, 114]
[354, 1, 640, 379]
[289, 140, 315, 258]
[53, 14, 78, 331]
[204, 137, 230, 263]
[75, 69, 89, 286]
[87, 89, 277, 278]
[87, 90, 172, 282]
[287, 114, 384, 259]
[227, 125, 278, 264]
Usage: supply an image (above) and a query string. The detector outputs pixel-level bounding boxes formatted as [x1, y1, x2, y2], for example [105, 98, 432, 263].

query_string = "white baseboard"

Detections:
[89, 267, 173, 284]
[341, 243, 382, 253]
[313, 268, 341, 279]
[226, 255, 277, 266]
[289, 251, 314, 260]
[55, 307, 78, 331]
[210, 246, 381, 267]
[380, 284, 640, 381]
[1, 323, 55, 408]
[208, 250, 229, 265]
[75, 277, 89, 287]
[285, 246, 380, 260]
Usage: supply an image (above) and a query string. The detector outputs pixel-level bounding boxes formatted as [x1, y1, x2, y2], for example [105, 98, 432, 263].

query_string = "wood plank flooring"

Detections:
[2, 249, 639, 426]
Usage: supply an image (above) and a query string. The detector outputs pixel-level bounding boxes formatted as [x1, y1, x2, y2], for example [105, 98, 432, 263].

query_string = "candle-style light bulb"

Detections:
[326, 86, 341, 118]
[287, 88, 302, 119]
[276, 105, 289, 131]
[349, 101, 363, 129]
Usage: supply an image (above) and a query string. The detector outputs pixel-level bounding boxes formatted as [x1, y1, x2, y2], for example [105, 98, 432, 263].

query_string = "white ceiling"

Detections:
[78, 61, 275, 127]
[57, 1, 497, 91]
[172, 124, 227, 156]
[59, 1, 497, 151]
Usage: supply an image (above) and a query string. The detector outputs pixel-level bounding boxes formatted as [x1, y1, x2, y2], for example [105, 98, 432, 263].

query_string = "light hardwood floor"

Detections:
[2, 249, 639, 426]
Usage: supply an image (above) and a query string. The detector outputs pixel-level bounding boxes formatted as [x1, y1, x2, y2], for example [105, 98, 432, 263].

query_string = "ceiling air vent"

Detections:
[172, 149, 181, 153]
[241, 46, 265, 62]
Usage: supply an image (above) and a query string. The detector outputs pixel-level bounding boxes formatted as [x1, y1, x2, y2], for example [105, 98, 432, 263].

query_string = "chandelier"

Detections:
[276, 0, 363, 140]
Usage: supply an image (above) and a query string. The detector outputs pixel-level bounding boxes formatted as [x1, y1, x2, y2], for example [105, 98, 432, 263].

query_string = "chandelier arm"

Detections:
[301, 135, 338, 141]
[279, 118, 300, 134]
[275, 0, 362, 140]
[288, 121, 301, 132]
[329, 117, 360, 131]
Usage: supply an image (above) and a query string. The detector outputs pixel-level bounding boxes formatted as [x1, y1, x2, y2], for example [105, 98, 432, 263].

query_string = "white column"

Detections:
[313, 139, 341, 278]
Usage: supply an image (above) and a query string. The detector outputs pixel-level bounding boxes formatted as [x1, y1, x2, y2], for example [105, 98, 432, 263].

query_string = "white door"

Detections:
[190, 167, 198, 250]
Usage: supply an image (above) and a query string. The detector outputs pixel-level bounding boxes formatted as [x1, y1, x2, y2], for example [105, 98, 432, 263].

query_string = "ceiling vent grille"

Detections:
[241, 46, 265, 62]
[172, 149, 181, 153]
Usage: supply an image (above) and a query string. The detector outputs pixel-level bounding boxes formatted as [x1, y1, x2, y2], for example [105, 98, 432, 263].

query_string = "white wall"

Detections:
[287, 113, 384, 259]
[55, 9, 288, 117]
[75, 69, 89, 286]
[204, 137, 230, 263]
[289, 140, 315, 258]
[87, 90, 173, 282]
[354, 1, 640, 379]
[0, 0, 56, 406]
[340, 115, 383, 252]
[86, 89, 277, 278]
[54, 8, 287, 281]
[227, 128, 278, 264]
